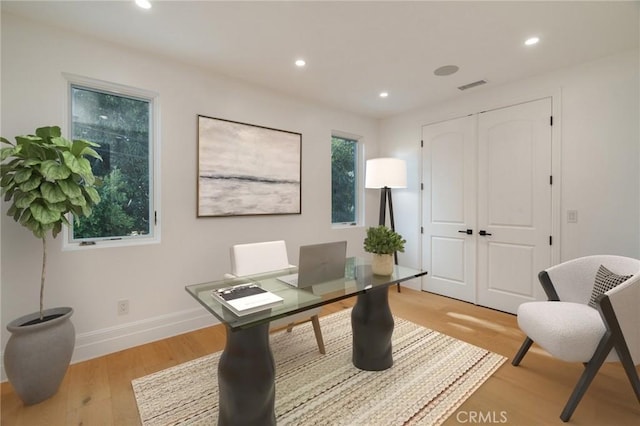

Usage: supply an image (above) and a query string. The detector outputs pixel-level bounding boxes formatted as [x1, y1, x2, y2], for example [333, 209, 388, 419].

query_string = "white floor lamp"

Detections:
[365, 158, 407, 291]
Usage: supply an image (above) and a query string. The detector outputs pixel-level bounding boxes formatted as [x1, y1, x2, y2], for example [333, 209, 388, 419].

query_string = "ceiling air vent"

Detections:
[457, 79, 487, 91]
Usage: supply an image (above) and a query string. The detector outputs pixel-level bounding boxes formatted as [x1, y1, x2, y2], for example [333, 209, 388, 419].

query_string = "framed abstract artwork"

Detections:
[197, 115, 302, 217]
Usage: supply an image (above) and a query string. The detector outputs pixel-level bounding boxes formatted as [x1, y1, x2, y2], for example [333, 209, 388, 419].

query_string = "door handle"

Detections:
[479, 230, 492, 236]
[458, 229, 473, 235]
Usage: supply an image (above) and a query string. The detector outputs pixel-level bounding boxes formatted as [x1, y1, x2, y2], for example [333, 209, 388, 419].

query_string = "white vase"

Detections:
[371, 254, 394, 275]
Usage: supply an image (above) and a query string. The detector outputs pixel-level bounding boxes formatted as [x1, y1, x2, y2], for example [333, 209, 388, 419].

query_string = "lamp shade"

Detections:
[365, 158, 407, 189]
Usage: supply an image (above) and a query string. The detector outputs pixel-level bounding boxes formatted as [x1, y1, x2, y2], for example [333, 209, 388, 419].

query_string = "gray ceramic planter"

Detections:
[4, 307, 75, 405]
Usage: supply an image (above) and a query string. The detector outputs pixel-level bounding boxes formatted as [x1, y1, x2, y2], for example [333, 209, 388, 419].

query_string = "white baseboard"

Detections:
[1, 307, 219, 382]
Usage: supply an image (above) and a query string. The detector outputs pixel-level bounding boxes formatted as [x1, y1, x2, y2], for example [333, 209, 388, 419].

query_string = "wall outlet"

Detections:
[567, 210, 578, 223]
[117, 299, 129, 315]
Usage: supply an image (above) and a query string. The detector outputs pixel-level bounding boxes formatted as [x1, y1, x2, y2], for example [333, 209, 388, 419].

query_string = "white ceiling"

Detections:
[3, 1, 639, 119]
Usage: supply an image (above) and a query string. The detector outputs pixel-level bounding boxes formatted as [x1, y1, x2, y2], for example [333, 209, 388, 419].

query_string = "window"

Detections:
[331, 135, 359, 225]
[66, 76, 158, 246]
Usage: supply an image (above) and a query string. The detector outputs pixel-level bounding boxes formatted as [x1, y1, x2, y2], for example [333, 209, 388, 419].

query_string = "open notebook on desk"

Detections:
[211, 283, 283, 316]
[278, 241, 347, 288]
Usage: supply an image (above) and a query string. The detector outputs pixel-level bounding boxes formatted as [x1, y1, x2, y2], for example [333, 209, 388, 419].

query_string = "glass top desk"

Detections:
[185, 257, 427, 426]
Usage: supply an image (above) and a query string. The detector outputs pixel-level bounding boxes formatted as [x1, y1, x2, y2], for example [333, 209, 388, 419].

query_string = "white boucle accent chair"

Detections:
[512, 255, 640, 422]
[226, 240, 325, 354]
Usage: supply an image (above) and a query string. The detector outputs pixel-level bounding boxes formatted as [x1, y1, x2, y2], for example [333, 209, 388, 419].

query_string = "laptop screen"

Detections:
[296, 241, 347, 287]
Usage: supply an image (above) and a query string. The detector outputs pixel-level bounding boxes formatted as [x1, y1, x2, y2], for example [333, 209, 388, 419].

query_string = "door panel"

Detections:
[487, 122, 534, 226]
[431, 237, 466, 283]
[432, 136, 465, 222]
[487, 243, 535, 296]
[422, 116, 476, 303]
[477, 98, 552, 313]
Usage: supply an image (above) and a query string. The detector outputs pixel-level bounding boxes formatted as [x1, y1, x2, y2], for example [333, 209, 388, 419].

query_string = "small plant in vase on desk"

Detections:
[363, 225, 406, 275]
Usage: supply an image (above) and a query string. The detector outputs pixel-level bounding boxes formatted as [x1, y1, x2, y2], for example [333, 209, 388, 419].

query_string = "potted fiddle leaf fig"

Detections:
[363, 225, 406, 275]
[0, 126, 101, 405]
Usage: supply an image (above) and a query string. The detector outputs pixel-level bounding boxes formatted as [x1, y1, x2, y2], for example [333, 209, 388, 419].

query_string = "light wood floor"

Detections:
[2, 288, 639, 425]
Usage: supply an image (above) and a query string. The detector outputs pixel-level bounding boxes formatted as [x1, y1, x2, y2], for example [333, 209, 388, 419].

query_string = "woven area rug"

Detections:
[132, 309, 506, 425]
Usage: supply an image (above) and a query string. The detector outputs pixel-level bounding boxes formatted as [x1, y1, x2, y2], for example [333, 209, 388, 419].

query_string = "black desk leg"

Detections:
[351, 286, 394, 371]
[217, 323, 276, 426]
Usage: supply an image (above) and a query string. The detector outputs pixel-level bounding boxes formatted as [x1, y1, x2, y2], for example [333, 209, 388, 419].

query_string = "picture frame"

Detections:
[197, 115, 302, 217]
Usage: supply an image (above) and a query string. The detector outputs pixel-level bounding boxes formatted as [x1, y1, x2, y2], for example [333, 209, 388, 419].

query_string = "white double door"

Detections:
[421, 98, 552, 314]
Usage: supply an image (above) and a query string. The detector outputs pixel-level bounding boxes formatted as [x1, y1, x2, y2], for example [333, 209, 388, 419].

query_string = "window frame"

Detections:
[331, 131, 364, 228]
[62, 73, 161, 250]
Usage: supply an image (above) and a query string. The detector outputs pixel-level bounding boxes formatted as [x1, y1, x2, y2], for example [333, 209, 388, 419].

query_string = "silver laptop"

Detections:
[278, 241, 347, 288]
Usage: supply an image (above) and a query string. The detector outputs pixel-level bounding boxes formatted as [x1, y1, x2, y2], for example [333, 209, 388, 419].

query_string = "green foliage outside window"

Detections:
[73, 168, 134, 237]
[331, 136, 357, 224]
[71, 85, 152, 240]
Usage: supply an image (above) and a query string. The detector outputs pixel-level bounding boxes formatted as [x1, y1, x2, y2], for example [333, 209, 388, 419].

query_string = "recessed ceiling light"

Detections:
[434, 65, 459, 76]
[379, 92, 389, 98]
[525, 37, 540, 46]
[295, 59, 306, 67]
[135, 0, 152, 10]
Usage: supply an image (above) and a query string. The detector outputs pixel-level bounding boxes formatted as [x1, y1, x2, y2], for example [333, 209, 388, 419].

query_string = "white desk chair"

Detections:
[227, 240, 326, 354]
[512, 255, 640, 422]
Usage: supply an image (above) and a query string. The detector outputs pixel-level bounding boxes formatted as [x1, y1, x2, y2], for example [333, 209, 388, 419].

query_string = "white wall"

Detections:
[380, 48, 640, 290]
[0, 13, 380, 367]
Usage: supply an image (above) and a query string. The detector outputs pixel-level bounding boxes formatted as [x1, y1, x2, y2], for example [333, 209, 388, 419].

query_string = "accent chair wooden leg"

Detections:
[560, 332, 614, 422]
[310, 315, 326, 354]
[598, 295, 640, 402]
[618, 346, 640, 402]
[512, 337, 534, 366]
